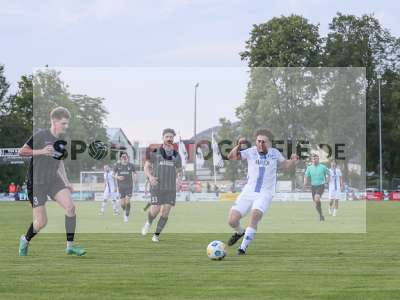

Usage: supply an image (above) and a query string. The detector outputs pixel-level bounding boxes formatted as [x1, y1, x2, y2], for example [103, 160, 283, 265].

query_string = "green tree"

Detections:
[238, 15, 323, 139]
[240, 15, 322, 67]
[380, 71, 400, 181]
[324, 13, 400, 186]
[31, 69, 110, 181]
[0, 70, 32, 190]
[0, 64, 10, 114]
[238, 16, 324, 190]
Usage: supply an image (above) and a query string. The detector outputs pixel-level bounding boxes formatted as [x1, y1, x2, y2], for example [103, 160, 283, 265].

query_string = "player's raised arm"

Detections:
[228, 138, 247, 160]
[279, 153, 299, 169]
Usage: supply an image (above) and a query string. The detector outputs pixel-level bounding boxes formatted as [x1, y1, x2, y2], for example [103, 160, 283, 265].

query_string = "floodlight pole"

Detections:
[377, 75, 383, 192]
[193, 83, 199, 183]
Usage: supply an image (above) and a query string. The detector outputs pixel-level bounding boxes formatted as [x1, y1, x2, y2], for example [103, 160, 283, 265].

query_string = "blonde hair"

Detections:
[50, 107, 71, 120]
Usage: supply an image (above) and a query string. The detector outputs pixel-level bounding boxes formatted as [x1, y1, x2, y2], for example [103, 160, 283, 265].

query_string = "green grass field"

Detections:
[0, 201, 399, 300]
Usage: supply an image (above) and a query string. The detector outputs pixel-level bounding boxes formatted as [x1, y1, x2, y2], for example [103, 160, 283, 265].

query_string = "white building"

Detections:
[106, 128, 137, 164]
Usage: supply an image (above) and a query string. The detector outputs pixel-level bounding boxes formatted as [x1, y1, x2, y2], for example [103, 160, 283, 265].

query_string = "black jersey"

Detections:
[26, 129, 66, 185]
[147, 146, 181, 192]
[114, 162, 136, 187]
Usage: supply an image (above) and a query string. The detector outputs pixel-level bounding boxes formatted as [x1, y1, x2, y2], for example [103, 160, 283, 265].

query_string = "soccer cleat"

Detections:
[320, 215, 325, 222]
[65, 246, 86, 256]
[113, 210, 120, 216]
[98, 211, 104, 216]
[124, 215, 129, 223]
[19, 235, 29, 256]
[151, 234, 160, 242]
[237, 248, 246, 255]
[227, 232, 245, 246]
[141, 222, 151, 236]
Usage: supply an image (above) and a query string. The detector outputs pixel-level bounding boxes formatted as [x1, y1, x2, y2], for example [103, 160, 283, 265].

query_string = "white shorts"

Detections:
[103, 190, 117, 201]
[231, 191, 273, 216]
[329, 189, 341, 200]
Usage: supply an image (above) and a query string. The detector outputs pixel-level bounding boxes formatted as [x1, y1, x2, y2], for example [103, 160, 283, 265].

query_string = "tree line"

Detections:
[218, 13, 400, 189]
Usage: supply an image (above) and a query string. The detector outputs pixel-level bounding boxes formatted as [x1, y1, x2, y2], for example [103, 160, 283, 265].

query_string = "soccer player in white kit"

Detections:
[328, 160, 343, 217]
[99, 164, 119, 215]
[227, 129, 298, 255]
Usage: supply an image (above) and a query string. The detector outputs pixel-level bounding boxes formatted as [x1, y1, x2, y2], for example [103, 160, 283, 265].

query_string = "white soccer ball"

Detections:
[206, 240, 227, 260]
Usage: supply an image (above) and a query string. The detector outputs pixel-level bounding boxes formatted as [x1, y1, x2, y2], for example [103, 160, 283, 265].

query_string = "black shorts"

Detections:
[311, 185, 325, 199]
[28, 177, 66, 208]
[119, 185, 133, 198]
[150, 190, 176, 206]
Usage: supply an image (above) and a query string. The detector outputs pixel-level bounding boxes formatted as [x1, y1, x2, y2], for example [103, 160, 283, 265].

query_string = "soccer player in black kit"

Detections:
[114, 152, 136, 222]
[141, 128, 182, 242]
[18, 107, 86, 256]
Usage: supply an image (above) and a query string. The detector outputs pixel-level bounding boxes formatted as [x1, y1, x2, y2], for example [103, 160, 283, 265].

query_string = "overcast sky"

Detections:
[1, 0, 399, 143]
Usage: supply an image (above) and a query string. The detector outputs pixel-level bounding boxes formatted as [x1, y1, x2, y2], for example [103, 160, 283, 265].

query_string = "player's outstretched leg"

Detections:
[55, 189, 86, 256]
[112, 199, 119, 215]
[142, 205, 159, 236]
[124, 199, 131, 222]
[227, 209, 245, 246]
[19, 206, 47, 256]
[238, 209, 262, 255]
[328, 199, 333, 215]
[64, 214, 86, 256]
[152, 204, 171, 242]
[99, 199, 107, 215]
[333, 199, 339, 216]
[19, 222, 39, 256]
[314, 194, 325, 221]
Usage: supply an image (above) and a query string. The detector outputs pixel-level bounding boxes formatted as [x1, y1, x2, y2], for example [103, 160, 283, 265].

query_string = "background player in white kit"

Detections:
[99, 164, 119, 216]
[226, 129, 298, 255]
[328, 160, 343, 217]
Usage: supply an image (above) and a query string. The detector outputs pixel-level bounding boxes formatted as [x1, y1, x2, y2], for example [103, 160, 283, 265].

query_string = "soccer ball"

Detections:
[206, 240, 227, 260]
[88, 141, 108, 160]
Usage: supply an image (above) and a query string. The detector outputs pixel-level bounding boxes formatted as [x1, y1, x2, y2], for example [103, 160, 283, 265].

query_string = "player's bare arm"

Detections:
[58, 160, 73, 192]
[19, 144, 54, 157]
[279, 153, 299, 169]
[176, 168, 183, 187]
[144, 160, 157, 186]
[304, 176, 308, 187]
[227, 138, 247, 160]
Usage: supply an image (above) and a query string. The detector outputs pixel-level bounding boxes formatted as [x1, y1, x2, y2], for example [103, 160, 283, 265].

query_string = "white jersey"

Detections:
[240, 146, 285, 193]
[104, 171, 116, 193]
[328, 168, 342, 191]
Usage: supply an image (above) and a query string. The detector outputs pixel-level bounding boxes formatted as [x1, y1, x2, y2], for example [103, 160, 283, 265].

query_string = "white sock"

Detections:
[66, 241, 73, 248]
[239, 227, 256, 251]
[112, 200, 117, 211]
[233, 224, 245, 234]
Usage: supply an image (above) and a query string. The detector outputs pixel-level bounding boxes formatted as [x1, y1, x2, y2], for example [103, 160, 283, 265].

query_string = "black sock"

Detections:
[147, 211, 157, 225]
[143, 202, 151, 212]
[25, 223, 37, 242]
[155, 216, 168, 236]
[316, 202, 323, 217]
[125, 203, 131, 217]
[65, 215, 76, 242]
[121, 204, 126, 211]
